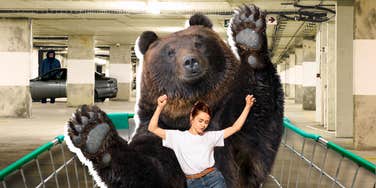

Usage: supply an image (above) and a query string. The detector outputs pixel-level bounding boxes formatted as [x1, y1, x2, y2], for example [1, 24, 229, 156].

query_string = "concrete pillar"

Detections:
[109, 44, 132, 101]
[282, 60, 290, 97]
[353, 0, 376, 149]
[0, 19, 32, 117]
[318, 23, 328, 127]
[318, 23, 328, 128]
[277, 61, 288, 96]
[277, 63, 284, 91]
[288, 53, 296, 98]
[302, 39, 316, 110]
[67, 35, 95, 106]
[277, 63, 282, 73]
[31, 49, 39, 79]
[326, 21, 336, 131]
[315, 33, 322, 122]
[294, 48, 303, 104]
[335, 1, 353, 137]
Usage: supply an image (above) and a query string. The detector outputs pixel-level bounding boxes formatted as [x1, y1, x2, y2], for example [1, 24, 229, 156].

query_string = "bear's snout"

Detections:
[183, 55, 199, 73]
[181, 54, 207, 82]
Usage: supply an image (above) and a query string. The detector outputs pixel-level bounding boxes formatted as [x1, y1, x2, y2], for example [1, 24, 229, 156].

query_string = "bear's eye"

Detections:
[167, 49, 176, 57]
[194, 42, 202, 49]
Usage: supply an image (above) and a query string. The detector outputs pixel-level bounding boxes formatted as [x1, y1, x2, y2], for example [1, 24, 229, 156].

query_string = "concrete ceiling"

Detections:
[0, 0, 336, 63]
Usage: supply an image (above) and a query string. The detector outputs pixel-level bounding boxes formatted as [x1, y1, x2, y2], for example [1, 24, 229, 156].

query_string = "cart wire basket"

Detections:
[264, 118, 375, 188]
[0, 114, 375, 188]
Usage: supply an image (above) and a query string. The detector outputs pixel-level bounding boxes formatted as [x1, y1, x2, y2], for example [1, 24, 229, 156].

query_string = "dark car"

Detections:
[30, 68, 118, 102]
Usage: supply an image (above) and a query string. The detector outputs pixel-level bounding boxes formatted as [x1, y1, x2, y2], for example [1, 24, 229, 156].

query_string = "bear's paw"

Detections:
[231, 4, 267, 69]
[67, 105, 115, 166]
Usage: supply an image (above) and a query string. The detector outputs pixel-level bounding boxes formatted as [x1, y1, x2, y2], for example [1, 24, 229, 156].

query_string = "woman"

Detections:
[148, 94, 255, 188]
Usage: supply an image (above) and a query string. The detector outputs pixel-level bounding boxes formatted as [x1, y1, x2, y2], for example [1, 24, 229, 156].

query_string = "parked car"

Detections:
[30, 68, 118, 102]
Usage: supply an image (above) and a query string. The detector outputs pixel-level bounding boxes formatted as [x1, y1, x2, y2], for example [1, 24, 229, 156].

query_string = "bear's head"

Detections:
[137, 14, 240, 121]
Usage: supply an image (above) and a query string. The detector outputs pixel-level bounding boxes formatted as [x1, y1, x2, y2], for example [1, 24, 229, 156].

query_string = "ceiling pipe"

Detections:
[275, 21, 306, 64]
[33, 36, 68, 40]
[0, 7, 335, 23]
[0, 9, 234, 16]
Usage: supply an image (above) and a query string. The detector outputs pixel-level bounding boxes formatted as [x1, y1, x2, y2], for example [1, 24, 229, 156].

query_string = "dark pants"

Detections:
[186, 169, 226, 188]
[41, 98, 55, 103]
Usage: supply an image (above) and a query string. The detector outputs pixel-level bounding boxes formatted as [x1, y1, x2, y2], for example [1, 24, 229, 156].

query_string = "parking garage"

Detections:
[0, 0, 375, 187]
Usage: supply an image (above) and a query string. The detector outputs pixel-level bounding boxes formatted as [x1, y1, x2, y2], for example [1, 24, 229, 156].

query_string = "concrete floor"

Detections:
[0, 99, 375, 170]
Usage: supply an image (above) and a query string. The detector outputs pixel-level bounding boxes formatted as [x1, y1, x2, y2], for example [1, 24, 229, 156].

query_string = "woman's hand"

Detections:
[224, 94, 256, 139]
[245, 95, 256, 107]
[157, 95, 168, 108]
[149, 95, 168, 139]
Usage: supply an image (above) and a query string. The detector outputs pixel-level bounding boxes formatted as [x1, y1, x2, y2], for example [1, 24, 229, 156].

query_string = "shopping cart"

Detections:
[0, 113, 134, 188]
[0, 114, 375, 188]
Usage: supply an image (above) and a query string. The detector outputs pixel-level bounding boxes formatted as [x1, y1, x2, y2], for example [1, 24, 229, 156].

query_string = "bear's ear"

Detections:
[138, 31, 159, 54]
[189, 13, 213, 29]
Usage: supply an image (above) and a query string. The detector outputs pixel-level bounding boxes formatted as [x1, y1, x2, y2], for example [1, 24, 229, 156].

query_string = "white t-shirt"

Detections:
[162, 130, 224, 175]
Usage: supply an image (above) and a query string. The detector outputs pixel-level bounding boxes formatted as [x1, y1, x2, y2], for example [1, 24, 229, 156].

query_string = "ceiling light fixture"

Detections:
[147, 0, 160, 14]
[146, 1, 195, 15]
[111, 1, 146, 11]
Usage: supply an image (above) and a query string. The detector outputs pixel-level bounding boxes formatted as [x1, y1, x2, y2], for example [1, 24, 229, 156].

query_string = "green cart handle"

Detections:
[283, 117, 376, 174]
[0, 113, 134, 181]
[0, 136, 62, 181]
[327, 141, 376, 174]
[283, 117, 321, 141]
[107, 112, 134, 130]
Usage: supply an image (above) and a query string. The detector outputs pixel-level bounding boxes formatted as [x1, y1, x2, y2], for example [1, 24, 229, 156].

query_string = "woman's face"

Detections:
[190, 111, 211, 135]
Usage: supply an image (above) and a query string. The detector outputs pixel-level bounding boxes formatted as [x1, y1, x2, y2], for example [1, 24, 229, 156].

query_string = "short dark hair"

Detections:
[191, 101, 211, 118]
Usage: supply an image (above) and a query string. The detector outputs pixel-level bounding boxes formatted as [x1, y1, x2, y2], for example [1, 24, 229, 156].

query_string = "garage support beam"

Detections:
[334, 1, 353, 138]
[315, 34, 322, 122]
[278, 60, 288, 97]
[294, 48, 303, 104]
[326, 21, 336, 131]
[0, 19, 32, 117]
[317, 23, 326, 128]
[353, 0, 376, 149]
[67, 35, 95, 106]
[302, 39, 316, 111]
[288, 53, 296, 99]
[109, 44, 132, 101]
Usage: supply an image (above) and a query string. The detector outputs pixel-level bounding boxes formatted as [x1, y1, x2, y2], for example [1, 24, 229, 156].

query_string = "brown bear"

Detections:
[65, 4, 284, 188]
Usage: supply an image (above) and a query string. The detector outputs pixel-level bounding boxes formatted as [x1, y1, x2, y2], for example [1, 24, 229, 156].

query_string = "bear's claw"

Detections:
[232, 5, 265, 33]
[231, 4, 267, 69]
